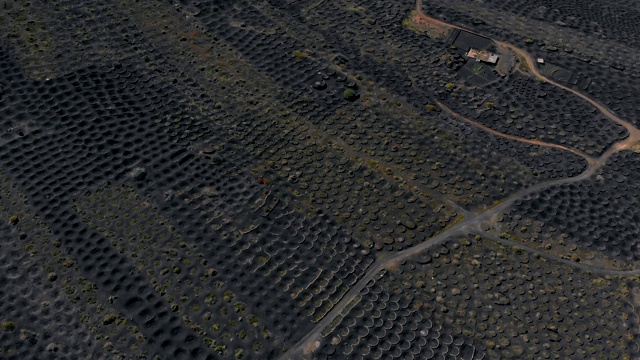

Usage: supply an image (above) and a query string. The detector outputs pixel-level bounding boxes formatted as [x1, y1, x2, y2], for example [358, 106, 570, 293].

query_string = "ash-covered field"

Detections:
[1, 0, 640, 359]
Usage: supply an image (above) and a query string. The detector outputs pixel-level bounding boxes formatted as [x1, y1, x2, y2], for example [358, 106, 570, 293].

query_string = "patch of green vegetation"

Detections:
[252, 341, 262, 352]
[234, 302, 246, 314]
[261, 326, 271, 339]
[592, 277, 607, 286]
[425, 104, 437, 112]
[205, 294, 217, 306]
[1, 321, 15, 331]
[59, 257, 75, 268]
[445, 83, 455, 91]
[235, 348, 244, 359]
[343, 88, 358, 101]
[346, 3, 365, 12]
[484, 102, 495, 110]
[292, 50, 307, 61]
[23, 242, 36, 253]
[222, 291, 234, 302]
[78, 278, 97, 293]
[203, 337, 214, 348]
[214, 344, 226, 355]
[516, 54, 531, 73]
[248, 314, 259, 326]
[8, 215, 19, 224]
[101, 314, 118, 325]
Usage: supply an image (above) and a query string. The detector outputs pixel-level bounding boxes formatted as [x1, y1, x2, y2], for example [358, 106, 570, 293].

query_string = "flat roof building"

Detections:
[467, 48, 499, 64]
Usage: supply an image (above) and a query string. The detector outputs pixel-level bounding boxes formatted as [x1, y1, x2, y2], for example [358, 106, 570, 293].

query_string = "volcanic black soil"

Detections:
[1, 0, 640, 359]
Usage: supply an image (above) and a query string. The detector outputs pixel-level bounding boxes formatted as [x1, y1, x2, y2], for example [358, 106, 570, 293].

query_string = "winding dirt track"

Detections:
[437, 101, 597, 166]
[279, 1, 640, 359]
[281, 166, 602, 360]
[414, 0, 640, 165]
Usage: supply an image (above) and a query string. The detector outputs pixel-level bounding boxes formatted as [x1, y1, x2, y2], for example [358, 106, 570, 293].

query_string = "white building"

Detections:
[466, 48, 499, 64]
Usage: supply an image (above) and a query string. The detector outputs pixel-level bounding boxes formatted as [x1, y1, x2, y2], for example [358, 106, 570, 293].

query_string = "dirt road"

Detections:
[278, 2, 640, 359]
[437, 101, 597, 166]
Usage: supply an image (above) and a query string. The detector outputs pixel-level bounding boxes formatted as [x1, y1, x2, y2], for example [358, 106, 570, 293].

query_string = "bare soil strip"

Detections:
[437, 101, 597, 166]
